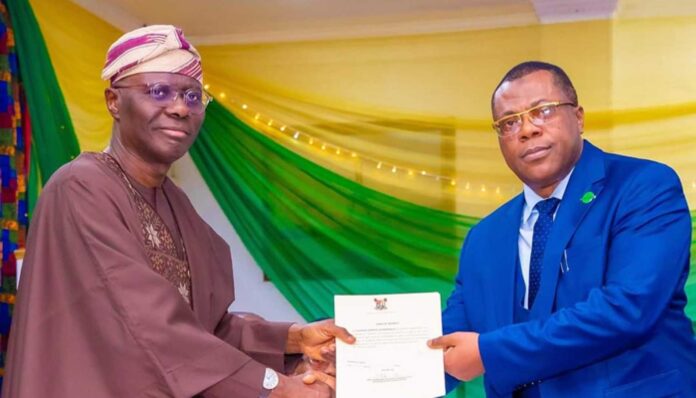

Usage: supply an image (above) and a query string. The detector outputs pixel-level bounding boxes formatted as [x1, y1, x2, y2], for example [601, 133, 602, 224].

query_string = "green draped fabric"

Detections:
[191, 100, 479, 319]
[27, 145, 41, 217]
[7, 0, 80, 210]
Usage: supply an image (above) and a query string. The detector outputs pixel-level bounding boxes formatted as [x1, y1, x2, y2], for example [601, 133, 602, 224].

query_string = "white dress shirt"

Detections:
[518, 168, 574, 309]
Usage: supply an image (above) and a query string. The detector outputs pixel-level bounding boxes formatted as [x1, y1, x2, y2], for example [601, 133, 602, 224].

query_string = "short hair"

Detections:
[491, 61, 578, 116]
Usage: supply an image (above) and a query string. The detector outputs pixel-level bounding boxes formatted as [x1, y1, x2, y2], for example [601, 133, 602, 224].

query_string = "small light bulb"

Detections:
[267, 120, 273, 126]
[242, 104, 248, 110]
[219, 92, 226, 99]
[377, 162, 383, 169]
[391, 166, 397, 173]
[336, 149, 341, 155]
[450, 179, 456, 186]
[254, 113, 260, 120]
[204, 84, 210, 90]
[309, 138, 314, 145]
[293, 132, 300, 140]
[321, 144, 327, 150]
[481, 185, 487, 192]
[351, 152, 357, 158]
[408, 170, 414, 176]
[280, 126, 286, 132]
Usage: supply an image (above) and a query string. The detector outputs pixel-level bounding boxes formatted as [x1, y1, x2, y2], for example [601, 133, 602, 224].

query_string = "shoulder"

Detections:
[602, 151, 682, 191]
[44, 153, 116, 189]
[41, 153, 129, 201]
[595, 149, 689, 230]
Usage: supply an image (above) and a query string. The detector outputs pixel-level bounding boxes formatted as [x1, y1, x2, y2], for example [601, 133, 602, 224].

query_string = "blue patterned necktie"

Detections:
[528, 198, 561, 308]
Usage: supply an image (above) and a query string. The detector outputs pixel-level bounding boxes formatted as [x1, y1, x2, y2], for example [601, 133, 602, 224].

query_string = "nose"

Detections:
[517, 113, 541, 140]
[165, 93, 191, 118]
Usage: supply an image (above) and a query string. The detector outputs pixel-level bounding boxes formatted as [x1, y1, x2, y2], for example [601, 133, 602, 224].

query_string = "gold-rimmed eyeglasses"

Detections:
[111, 82, 213, 115]
[492, 101, 576, 137]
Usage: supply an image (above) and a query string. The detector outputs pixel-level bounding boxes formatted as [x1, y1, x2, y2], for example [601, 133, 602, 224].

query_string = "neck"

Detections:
[106, 139, 169, 188]
[531, 182, 558, 198]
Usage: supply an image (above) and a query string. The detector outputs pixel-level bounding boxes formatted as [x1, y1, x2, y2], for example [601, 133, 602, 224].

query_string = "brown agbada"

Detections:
[3, 153, 292, 397]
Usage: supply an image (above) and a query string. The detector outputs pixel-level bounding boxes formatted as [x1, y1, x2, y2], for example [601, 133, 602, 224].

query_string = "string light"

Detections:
[208, 91, 513, 193]
[204, 84, 210, 90]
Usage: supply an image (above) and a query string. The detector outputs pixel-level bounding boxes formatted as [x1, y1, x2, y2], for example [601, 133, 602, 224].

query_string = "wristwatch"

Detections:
[259, 368, 279, 398]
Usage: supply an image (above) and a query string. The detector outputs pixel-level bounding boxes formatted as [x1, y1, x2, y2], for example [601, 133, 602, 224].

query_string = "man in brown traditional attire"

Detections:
[3, 25, 352, 398]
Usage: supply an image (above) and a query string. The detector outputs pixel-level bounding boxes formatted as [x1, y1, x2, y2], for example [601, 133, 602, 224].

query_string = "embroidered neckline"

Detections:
[96, 152, 194, 306]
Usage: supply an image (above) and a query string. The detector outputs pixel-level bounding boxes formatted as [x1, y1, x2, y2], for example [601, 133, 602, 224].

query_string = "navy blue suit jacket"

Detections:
[442, 140, 696, 397]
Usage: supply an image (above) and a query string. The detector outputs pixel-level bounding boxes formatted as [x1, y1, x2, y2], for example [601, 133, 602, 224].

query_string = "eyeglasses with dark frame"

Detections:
[111, 82, 213, 115]
[492, 101, 576, 137]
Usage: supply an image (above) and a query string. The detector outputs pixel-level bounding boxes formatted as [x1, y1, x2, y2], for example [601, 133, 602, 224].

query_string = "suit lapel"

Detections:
[531, 140, 606, 318]
[493, 194, 525, 328]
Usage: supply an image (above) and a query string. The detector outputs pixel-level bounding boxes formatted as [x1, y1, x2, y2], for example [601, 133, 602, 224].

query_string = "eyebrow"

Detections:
[141, 81, 203, 90]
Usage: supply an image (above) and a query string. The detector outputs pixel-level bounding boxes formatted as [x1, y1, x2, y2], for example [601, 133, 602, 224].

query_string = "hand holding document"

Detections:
[335, 292, 445, 398]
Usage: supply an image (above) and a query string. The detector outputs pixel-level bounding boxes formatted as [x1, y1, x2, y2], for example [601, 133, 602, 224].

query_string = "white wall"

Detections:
[171, 154, 305, 323]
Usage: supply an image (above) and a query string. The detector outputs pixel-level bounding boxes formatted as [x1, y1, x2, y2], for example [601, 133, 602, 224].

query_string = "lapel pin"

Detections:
[580, 191, 596, 204]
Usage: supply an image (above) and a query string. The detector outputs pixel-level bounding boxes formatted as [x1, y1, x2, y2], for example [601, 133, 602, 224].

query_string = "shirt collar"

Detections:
[521, 167, 574, 225]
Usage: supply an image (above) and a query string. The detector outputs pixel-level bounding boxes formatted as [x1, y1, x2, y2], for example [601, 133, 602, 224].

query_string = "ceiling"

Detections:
[71, 0, 696, 45]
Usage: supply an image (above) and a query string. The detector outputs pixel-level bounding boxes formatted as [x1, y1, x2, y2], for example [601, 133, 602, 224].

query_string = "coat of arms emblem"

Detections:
[374, 297, 388, 310]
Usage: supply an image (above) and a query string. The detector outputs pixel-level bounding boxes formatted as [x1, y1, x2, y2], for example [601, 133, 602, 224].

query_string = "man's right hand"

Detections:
[269, 372, 334, 398]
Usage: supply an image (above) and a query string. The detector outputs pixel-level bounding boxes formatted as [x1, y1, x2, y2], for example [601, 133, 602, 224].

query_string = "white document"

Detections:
[335, 292, 445, 398]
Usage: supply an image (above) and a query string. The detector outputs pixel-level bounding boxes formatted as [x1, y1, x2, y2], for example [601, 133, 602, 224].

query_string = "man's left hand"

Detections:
[287, 319, 355, 361]
[428, 332, 484, 381]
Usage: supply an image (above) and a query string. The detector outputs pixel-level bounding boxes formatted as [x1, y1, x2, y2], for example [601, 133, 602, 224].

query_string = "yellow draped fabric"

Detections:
[31, 0, 696, 217]
[29, 0, 120, 152]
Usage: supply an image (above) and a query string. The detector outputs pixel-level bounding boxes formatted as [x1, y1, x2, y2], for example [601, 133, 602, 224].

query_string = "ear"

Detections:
[105, 87, 121, 120]
[575, 105, 585, 134]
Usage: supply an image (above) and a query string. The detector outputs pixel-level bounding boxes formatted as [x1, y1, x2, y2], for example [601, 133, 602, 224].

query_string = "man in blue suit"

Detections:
[428, 61, 696, 397]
